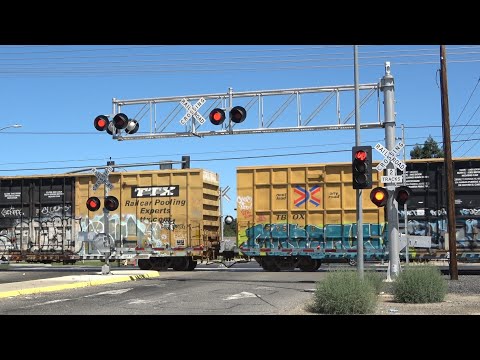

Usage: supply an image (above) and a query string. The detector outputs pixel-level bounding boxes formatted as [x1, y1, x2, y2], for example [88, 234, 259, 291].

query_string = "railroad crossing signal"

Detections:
[209, 108, 226, 125]
[86, 196, 101, 211]
[92, 166, 114, 191]
[209, 106, 247, 126]
[179, 98, 206, 125]
[394, 185, 412, 206]
[374, 142, 406, 172]
[370, 187, 389, 207]
[94, 113, 139, 135]
[229, 106, 247, 123]
[104, 196, 119, 211]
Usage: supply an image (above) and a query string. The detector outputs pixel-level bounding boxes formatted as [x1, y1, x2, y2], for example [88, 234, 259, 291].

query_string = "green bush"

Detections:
[310, 270, 377, 315]
[392, 265, 447, 303]
[364, 271, 385, 294]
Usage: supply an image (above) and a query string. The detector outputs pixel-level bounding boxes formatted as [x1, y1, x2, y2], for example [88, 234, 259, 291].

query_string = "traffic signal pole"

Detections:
[354, 46, 364, 278]
[381, 62, 401, 279]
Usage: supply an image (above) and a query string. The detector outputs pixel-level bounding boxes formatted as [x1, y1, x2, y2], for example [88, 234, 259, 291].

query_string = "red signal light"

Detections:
[370, 187, 388, 207]
[86, 196, 101, 211]
[209, 108, 226, 125]
[94, 115, 110, 131]
[355, 150, 367, 161]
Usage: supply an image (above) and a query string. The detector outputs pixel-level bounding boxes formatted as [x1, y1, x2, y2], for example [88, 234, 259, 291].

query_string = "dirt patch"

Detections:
[375, 293, 480, 315]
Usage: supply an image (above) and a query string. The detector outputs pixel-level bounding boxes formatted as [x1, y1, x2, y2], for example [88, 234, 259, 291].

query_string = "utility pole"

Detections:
[381, 62, 401, 279]
[440, 45, 458, 280]
[354, 45, 364, 278]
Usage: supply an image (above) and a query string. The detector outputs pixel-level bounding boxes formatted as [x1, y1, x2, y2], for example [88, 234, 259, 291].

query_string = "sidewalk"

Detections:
[0, 270, 160, 299]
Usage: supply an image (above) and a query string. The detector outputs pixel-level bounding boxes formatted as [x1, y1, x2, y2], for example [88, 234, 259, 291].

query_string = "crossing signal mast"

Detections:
[87, 166, 119, 275]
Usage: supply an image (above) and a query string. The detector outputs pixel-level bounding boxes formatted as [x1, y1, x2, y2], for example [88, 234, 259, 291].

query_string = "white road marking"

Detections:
[128, 299, 153, 304]
[224, 291, 258, 301]
[39, 299, 71, 305]
[84, 288, 133, 297]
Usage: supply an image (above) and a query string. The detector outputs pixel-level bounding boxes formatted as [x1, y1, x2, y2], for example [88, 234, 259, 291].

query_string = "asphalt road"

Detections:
[0, 262, 326, 315]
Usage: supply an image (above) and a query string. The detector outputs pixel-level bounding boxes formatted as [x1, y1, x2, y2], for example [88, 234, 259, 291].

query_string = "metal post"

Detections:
[102, 167, 111, 275]
[354, 46, 364, 278]
[402, 124, 409, 265]
[381, 62, 400, 279]
[440, 45, 458, 280]
[228, 87, 233, 133]
[220, 187, 224, 244]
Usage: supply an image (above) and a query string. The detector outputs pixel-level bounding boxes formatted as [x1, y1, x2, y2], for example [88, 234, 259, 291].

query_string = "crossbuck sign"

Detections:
[92, 166, 114, 191]
[374, 142, 406, 172]
[179, 97, 206, 125]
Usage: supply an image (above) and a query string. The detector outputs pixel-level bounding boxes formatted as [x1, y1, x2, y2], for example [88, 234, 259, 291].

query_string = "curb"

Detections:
[0, 271, 160, 299]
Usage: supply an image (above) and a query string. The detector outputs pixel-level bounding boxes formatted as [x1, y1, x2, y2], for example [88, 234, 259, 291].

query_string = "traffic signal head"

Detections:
[352, 145, 373, 189]
[104, 196, 119, 211]
[86, 196, 101, 211]
[112, 113, 129, 130]
[230, 106, 247, 124]
[394, 185, 412, 206]
[181, 155, 190, 169]
[94, 115, 110, 131]
[370, 187, 388, 207]
[209, 108, 226, 126]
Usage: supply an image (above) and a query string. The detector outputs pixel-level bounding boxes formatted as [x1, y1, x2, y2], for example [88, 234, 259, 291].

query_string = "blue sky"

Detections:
[0, 45, 478, 216]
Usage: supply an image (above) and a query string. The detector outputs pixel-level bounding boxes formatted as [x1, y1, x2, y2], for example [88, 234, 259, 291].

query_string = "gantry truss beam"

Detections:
[108, 83, 383, 141]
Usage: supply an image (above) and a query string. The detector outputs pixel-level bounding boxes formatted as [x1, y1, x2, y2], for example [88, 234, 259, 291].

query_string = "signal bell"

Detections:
[125, 120, 139, 134]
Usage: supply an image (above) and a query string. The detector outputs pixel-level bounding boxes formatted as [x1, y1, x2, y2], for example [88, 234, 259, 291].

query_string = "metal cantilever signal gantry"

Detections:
[108, 82, 383, 141]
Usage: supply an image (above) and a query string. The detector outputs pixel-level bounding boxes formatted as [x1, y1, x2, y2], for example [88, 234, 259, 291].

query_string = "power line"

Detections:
[1, 137, 479, 173]
[452, 76, 480, 128]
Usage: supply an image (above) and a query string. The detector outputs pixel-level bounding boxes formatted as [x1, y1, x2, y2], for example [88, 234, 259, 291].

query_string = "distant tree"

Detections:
[223, 217, 237, 236]
[410, 135, 444, 159]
